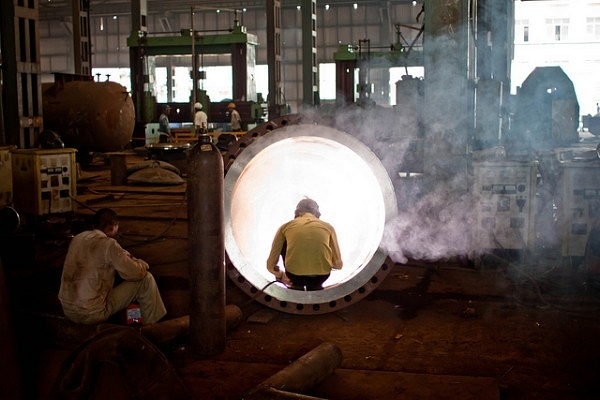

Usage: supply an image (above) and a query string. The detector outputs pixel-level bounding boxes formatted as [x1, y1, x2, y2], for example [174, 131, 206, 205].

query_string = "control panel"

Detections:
[11, 148, 77, 215]
[560, 161, 600, 257]
[473, 161, 538, 251]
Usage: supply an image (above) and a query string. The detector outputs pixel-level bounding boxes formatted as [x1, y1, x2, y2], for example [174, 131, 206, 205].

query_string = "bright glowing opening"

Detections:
[225, 125, 396, 304]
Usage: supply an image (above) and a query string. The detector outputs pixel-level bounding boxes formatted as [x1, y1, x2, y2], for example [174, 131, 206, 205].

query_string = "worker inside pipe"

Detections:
[266, 198, 343, 291]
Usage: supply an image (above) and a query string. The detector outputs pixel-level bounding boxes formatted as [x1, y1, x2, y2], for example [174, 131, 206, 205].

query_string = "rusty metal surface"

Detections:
[42, 81, 135, 153]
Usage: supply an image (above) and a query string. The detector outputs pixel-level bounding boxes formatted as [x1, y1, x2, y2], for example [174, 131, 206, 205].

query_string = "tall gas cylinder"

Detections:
[187, 134, 226, 356]
[42, 80, 134, 153]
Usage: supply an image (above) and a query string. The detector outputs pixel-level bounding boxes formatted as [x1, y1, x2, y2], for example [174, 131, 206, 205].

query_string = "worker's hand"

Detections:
[279, 273, 291, 286]
[135, 258, 149, 270]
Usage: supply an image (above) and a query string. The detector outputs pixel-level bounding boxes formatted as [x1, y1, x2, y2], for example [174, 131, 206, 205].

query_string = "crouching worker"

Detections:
[266, 198, 343, 291]
[59, 208, 167, 325]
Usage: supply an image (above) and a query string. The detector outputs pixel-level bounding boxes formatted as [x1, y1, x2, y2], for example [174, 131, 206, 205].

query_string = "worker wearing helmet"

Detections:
[266, 198, 343, 291]
[193, 102, 208, 136]
[227, 102, 242, 132]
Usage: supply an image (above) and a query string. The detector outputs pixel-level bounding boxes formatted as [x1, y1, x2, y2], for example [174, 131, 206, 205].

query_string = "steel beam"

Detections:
[0, 0, 43, 148]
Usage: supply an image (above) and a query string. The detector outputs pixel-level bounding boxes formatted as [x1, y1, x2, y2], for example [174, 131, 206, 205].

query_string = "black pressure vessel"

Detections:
[187, 134, 226, 356]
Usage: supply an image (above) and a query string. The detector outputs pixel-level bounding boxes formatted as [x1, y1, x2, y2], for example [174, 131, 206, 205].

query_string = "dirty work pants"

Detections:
[63, 273, 167, 325]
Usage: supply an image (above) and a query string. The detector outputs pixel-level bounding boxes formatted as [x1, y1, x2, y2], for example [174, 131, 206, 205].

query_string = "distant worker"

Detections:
[158, 104, 173, 143]
[227, 102, 242, 132]
[193, 102, 208, 136]
[58, 208, 167, 325]
[266, 198, 343, 291]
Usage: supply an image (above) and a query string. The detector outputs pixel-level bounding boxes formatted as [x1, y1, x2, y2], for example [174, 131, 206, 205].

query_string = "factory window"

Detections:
[91, 67, 130, 91]
[515, 19, 529, 43]
[586, 17, 600, 40]
[545, 18, 569, 41]
[319, 63, 336, 100]
[148, 65, 269, 105]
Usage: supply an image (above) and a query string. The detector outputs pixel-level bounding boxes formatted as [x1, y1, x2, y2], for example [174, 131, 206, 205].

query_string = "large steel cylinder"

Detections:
[42, 81, 134, 152]
[224, 118, 397, 315]
[187, 135, 226, 356]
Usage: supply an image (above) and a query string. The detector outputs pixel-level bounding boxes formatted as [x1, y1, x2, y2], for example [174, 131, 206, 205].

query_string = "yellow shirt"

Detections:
[267, 213, 343, 277]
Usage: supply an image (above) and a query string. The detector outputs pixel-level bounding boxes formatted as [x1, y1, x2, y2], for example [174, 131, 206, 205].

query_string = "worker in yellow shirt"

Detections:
[266, 198, 343, 290]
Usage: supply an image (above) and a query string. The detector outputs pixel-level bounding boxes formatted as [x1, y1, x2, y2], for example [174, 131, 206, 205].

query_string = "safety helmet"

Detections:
[194, 102, 202, 110]
[227, 102, 236, 109]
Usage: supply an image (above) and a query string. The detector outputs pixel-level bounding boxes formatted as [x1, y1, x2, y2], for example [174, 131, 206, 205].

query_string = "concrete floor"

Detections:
[2, 150, 600, 400]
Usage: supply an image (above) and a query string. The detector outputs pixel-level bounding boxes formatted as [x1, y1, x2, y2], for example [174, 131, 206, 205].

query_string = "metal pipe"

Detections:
[109, 152, 128, 186]
[246, 387, 327, 400]
[187, 135, 226, 356]
[244, 342, 342, 399]
[140, 305, 242, 345]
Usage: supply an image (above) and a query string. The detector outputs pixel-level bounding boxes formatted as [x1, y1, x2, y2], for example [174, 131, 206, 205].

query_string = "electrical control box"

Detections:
[0, 146, 14, 207]
[559, 161, 600, 258]
[473, 160, 538, 251]
[11, 148, 77, 215]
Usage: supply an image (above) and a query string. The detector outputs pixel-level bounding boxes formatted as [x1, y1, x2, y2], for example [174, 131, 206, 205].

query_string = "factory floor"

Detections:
[2, 150, 600, 400]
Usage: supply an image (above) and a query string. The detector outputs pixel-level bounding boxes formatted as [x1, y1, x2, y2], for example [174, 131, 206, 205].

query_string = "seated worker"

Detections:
[266, 198, 343, 290]
[58, 208, 167, 325]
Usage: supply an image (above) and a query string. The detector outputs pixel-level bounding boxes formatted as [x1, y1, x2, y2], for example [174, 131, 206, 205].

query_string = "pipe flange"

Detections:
[223, 115, 397, 314]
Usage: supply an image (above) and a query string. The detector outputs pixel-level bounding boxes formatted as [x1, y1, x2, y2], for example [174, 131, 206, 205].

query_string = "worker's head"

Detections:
[294, 198, 321, 218]
[194, 102, 202, 110]
[227, 102, 236, 109]
[163, 105, 171, 113]
[94, 208, 119, 237]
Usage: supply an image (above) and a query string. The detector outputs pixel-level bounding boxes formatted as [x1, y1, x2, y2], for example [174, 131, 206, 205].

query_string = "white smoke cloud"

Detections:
[300, 101, 478, 265]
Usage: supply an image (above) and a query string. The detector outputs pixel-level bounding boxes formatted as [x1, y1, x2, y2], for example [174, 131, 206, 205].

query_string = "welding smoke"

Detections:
[300, 100, 477, 266]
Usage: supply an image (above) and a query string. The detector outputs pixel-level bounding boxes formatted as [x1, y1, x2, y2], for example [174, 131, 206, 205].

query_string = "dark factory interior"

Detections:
[1, 1, 600, 399]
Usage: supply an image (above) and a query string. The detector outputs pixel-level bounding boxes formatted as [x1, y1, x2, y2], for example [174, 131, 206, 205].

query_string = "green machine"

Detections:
[127, 0, 258, 135]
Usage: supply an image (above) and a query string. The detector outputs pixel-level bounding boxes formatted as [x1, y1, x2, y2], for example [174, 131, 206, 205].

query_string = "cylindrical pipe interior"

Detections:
[224, 124, 397, 311]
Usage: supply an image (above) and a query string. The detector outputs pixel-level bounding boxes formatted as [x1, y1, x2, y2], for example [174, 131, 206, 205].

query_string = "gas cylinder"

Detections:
[187, 134, 226, 356]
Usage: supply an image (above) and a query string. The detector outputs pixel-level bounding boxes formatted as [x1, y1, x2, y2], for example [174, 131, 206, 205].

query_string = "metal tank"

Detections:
[42, 80, 135, 154]
[223, 115, 398, 315]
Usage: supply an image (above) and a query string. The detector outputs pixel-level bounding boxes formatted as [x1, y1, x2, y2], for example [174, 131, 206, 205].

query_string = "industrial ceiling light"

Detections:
[224, 119, 397, 314]
[353, 3, 358, 10]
